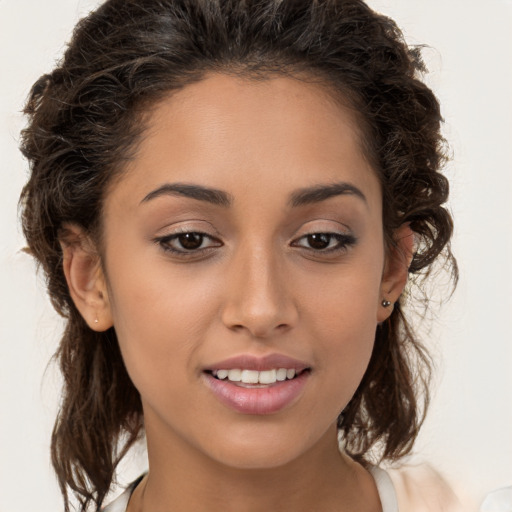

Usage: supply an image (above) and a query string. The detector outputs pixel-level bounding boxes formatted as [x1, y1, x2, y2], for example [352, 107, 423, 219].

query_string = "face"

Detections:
[98, 74, 391, 469]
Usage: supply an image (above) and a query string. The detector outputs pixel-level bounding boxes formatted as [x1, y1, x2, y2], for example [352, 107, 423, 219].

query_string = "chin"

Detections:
[200, 423, 324, 471]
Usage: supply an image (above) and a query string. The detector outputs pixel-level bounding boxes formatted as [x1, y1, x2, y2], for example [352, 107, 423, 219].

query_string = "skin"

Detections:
[62, 74, 412, 512]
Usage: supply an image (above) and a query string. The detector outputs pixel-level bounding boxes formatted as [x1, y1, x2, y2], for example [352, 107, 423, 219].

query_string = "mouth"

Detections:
[206, 367, 310, 388]
[202, 355, 311, 414]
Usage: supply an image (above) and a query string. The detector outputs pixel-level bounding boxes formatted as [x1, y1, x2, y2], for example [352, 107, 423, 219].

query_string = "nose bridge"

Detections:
[221, 237, 296, 337]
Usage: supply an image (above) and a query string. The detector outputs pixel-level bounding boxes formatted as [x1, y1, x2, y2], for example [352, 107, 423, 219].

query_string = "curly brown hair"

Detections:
[19, 0, 456, 510]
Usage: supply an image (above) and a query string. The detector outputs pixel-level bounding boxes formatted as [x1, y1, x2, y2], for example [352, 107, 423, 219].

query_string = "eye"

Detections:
[291, 232, 356, 253]
[154, 231, 222, 256]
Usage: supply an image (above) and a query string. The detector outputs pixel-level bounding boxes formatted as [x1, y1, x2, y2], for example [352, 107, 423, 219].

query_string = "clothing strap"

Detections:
[369, 466, 400, 512]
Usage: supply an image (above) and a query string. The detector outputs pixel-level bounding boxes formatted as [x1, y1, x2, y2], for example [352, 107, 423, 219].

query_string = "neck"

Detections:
[129, 424, 381, 512]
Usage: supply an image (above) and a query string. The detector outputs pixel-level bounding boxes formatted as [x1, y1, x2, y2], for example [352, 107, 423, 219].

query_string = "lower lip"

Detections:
[203, 371, 309, 415]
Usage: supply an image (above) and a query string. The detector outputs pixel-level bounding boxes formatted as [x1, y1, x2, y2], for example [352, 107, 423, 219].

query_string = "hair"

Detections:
[19, 0, 457, 510]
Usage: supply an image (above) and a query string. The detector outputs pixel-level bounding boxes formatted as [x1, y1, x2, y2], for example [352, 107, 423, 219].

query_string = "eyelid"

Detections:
[290, 218, 353, 241]
[290, 231, 357, 255]
[154, 228, 223, 258]
[293, 231, 353, 243]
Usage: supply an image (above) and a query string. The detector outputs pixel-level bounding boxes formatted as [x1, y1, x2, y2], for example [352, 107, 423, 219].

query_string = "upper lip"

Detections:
[203, 354, 311, 372]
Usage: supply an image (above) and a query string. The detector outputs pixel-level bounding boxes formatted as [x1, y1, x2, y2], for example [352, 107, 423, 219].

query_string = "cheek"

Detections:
[302, 263, 382, 402]
[316, 292, 377, 382]
[104, 257, 220, 394]
[304, 259, 382, 338]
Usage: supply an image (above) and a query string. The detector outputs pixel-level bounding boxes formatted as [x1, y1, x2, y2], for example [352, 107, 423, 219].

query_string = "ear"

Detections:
[59, 223, 113, 331]
[377, 223, 415, 323]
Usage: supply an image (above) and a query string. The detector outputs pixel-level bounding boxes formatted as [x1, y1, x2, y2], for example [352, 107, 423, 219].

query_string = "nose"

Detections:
[220, 243, 298, 338]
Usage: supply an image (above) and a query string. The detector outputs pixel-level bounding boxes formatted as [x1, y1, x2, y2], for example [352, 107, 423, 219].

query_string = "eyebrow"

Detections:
[289, 182, 367, 207]
[140, 183, 232, 206]
[140, 181, 367, 208]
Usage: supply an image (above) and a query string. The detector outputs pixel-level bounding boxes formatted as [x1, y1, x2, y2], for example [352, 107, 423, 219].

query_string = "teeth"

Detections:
[258, 369, 276, 384]
[227, 369, 241, 382]
[276, 368, 287, 381]
[241, 370, 259, 384]
[213, 368, 300, 384]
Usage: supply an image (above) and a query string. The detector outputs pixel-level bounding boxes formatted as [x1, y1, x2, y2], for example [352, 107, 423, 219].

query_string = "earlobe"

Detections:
[377, 223, 415, 323]
[60, 223, 113, 331]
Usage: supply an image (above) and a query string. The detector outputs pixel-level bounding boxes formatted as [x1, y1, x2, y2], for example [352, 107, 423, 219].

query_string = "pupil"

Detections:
[308, 233, 330, 249]
[179, 233, 203, 250]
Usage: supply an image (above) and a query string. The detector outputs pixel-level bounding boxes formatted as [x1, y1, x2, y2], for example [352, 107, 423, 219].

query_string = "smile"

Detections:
[211, 368, 302, 385]
[202, 354, 311, 415]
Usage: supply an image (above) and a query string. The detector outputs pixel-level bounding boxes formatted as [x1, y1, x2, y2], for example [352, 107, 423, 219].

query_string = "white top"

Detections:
[480, 486, 512, 512]
[102, 467, 399, 512]
[370, 466, 400, 512]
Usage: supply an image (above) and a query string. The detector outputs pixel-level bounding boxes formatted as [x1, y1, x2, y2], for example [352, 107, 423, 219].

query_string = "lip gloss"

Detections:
[203, 370, 309, 415]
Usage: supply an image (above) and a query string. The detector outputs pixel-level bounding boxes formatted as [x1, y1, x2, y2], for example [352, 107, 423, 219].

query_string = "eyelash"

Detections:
[154, 231, 357, 258]
[154, 231, 222, 258]
[290, 233, 357, 254]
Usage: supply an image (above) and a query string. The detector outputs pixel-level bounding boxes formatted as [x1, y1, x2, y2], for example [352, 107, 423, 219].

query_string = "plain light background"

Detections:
[1, 0, 511, 510]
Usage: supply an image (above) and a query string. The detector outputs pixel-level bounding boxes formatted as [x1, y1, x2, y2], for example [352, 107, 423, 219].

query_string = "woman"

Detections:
[19, 0, 459, 510]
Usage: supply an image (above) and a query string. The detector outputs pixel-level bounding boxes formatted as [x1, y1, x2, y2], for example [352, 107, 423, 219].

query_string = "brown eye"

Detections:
[291, 232, 357, 254]
[178, 232, 204, 250]
[306, 233, 331, 250]
[155, 231, 222, 256]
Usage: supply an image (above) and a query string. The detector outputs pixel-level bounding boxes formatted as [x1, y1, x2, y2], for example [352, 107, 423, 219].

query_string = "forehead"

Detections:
[110, 73, 380, 212]
[143, 72, 367, 163]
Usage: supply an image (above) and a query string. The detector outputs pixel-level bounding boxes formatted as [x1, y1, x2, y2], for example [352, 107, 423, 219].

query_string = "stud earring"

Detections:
[381, 299, 391, 308]
[94, 317, 99, 324]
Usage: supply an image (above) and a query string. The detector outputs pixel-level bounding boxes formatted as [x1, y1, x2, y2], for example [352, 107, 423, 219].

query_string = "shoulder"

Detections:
[386, 463, 467, 512]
